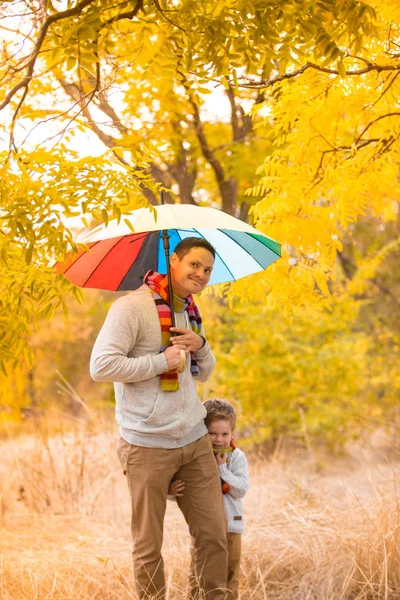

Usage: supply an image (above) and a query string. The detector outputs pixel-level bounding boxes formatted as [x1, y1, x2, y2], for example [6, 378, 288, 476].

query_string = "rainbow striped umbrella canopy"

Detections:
[55, 204, 281, 291]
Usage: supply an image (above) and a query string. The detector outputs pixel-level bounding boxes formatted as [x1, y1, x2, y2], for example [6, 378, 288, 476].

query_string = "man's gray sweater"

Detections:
[90, 285, 216, 448]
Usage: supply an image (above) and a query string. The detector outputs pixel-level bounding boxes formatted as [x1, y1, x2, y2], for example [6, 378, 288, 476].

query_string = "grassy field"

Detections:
[1, 419, 400, 600]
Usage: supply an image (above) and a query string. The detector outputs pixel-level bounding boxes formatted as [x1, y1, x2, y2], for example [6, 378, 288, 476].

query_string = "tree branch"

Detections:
[371, 278, 400, 309]
[312, 138, 382, 183]
[167, 128, 198, 205]
[226, 86, 242, 142]
[59, 76, 118, 148]
[59, 75, 158, 205]
[356, 112, 400, 143]
[234, 60, 400, 90]
[189, 97, 226, 185]
[95, 95, 129, 134]
[337, 250, 355, 280]
[0, 0, 95, 113]
[189, 96, 238, 215]
[370, 72, 400, 108]
[151, 0, 186, 33]
[2, 0, 145, 150]
[103, 0, 144, 25]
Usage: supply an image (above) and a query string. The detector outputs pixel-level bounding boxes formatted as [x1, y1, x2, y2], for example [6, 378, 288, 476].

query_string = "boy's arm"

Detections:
[90, 299, 168, 383]
[167, 479, 185, 502]
[218, 451, 249, 499]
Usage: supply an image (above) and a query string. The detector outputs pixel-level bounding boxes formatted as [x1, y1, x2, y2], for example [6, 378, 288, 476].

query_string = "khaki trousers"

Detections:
[226, 533, 241, 599]
[190, 532, 241, 600]
[117, 434, 228, 600]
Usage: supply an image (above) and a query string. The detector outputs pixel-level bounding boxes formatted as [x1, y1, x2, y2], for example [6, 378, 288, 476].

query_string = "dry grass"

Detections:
[1, 418, 400, 600]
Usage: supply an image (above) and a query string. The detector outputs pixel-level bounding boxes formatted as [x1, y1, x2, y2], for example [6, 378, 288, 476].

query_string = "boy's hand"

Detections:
[170, 327, 204, 352]
[215, 452, 227, 466]
[168, 479, 185, 497]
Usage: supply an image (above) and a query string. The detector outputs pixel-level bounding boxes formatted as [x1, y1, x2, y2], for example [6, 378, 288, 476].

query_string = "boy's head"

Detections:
[170, 238, 215, 298]
[203, 399, 236, 450]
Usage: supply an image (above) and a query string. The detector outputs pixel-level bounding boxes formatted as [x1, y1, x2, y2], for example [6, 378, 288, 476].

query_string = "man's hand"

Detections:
[170, 327, 204, 352]
[164, 344, 188, 371]
[215, 452, 228, 466]
[168, 479, 185, 497]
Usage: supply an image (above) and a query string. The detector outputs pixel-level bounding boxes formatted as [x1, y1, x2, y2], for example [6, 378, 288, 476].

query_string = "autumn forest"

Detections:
[1, 1, 400, 598]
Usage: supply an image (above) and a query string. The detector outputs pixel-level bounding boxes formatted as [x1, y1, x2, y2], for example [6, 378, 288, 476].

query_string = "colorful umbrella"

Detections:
[55, 203, 281, 293]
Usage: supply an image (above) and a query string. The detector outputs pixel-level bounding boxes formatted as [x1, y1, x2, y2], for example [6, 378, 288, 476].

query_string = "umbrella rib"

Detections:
[61, 240, 101, 276]
[81, 233, 148, 288]
[192, 228, 236, 281]
[221, 230, 277, 269]
[248, 232, 281, 258]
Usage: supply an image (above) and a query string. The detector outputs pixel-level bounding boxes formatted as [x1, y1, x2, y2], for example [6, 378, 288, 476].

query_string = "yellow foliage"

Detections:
[0, 0, 399, 441]
[198, 291, 399, 447]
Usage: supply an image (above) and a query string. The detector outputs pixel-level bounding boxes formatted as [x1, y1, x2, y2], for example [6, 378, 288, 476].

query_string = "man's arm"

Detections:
[193, 330, 216, 382]
[90, 298, 168, 383]
[169, 325, 216, 382]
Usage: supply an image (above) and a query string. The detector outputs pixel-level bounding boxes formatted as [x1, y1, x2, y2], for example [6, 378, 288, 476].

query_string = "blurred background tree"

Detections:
[1, 0, 399, 446]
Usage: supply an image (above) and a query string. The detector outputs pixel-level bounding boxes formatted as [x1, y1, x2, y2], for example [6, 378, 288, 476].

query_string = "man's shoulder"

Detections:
[111, 286, 153, 311]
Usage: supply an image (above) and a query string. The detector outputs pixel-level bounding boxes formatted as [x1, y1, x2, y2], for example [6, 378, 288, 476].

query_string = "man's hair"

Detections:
[203, 398, 236, 430]
[173, 237, 216, 259]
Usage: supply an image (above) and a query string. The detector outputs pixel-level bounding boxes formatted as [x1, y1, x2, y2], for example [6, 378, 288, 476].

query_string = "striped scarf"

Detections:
[144, 270, 202, 392]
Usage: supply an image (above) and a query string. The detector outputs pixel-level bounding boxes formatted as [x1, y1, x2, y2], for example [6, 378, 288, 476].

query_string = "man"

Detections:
[90, 237, 228, 600]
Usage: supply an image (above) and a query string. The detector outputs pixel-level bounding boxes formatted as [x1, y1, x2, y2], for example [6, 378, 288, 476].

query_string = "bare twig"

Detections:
[59, 72, 119, 149]
[59, 76, 160, 204]
[369, 72, 400, 108]
[312, 138, 381, 184]
[152, 0, 187, 33]
[356, 112, 400, 143]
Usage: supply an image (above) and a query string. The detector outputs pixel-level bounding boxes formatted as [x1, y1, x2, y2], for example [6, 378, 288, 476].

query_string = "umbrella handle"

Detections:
[176, 349, 186, 373]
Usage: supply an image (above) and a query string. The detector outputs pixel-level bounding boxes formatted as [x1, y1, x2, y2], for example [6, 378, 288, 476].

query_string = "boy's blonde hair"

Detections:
[203, 398, 236, 430]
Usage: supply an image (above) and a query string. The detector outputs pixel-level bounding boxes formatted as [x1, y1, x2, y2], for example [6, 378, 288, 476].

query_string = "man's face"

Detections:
[170, 247, 214, 297]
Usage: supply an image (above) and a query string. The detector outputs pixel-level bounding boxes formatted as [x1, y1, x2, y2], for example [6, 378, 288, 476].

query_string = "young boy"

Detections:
[169, 399, 249, 599]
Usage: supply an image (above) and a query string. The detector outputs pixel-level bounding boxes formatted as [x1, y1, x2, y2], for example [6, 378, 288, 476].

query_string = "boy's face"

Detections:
[207, 419, 233, 450]
[170, 247, 214, 298]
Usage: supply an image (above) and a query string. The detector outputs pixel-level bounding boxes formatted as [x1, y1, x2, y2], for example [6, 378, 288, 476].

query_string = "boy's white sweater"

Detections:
[218, 447, 249, 534]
